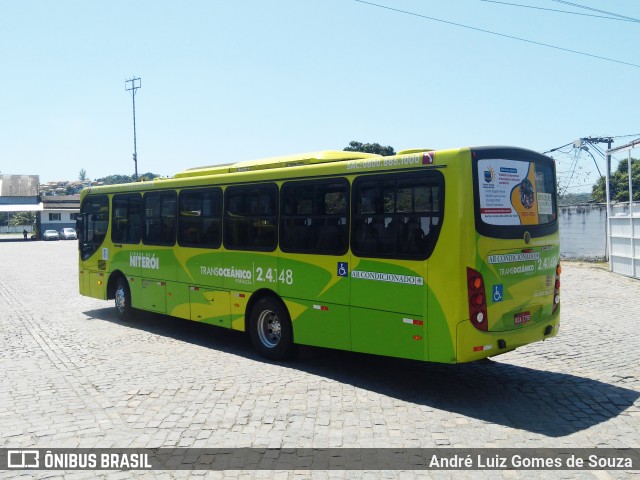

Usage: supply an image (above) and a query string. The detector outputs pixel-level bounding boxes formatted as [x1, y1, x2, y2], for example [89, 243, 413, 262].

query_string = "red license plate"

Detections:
[514, 311, 531, 325]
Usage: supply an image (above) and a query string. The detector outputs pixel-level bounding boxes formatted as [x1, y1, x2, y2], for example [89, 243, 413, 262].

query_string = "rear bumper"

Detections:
[456, 306, 560, 363]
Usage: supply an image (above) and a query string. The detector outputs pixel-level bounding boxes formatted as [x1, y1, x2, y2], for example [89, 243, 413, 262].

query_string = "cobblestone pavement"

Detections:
[0, 241, 638, 479]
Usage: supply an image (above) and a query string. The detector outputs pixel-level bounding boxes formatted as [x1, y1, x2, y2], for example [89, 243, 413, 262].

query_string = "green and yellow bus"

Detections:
[78, 146, 560, 363]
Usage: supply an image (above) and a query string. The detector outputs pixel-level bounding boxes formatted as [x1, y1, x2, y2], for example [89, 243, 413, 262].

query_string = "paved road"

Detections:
[0, 240, 638, 479]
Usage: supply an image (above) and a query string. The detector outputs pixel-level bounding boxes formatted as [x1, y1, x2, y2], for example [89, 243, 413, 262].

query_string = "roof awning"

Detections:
[0, 203, 43, 212]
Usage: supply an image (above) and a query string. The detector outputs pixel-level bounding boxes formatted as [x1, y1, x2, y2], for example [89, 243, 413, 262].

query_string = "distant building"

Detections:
[39, 180, 91, 197]
[1, 175, 89, 237]
[0, 174, 41, 209]
[40, 195, 80, 233]
[0, 175, 42, 233]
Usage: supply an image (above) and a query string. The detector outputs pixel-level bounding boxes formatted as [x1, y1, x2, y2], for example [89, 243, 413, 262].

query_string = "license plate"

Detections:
[514, 311, 531, 325]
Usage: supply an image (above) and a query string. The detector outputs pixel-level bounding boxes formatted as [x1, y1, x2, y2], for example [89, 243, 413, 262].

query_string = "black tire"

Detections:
[114, 277, 132, 321]
[249, 297, 293, 360]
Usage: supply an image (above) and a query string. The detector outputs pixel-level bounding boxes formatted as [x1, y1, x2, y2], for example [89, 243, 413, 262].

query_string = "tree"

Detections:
[138, 172, 161, 182]
[557, 192, 590, 206]
[344, 141, 396, 156]
[79, 168, 87, 181]
[95, 172, 160, 185]
[10, 211, 36, 226]
[591, 157, 640, 202]
[96, 174, 133, 185]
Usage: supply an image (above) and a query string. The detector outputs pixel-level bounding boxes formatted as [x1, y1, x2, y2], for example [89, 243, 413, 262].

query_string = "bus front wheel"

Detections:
[249, 297, 293, 360]
[114, 277, 132, 321]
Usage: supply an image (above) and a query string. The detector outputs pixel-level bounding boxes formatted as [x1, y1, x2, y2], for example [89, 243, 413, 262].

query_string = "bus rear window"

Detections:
[477, 158, 556, 226]
[472, 148, 558, 239]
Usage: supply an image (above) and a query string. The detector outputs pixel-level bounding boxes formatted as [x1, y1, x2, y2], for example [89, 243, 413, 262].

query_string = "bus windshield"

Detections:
[78, 194, 109, 260]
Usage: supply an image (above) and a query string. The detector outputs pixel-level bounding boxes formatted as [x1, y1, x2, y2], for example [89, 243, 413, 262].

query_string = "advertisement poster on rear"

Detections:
[478, 159, 540, 226]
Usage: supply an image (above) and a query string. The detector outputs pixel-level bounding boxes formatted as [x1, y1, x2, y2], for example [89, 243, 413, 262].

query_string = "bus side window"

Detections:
[352, 172, 444, 259]
[224, 184, 277, 251]
[178, 188, 222, 249]
[280, 179, 348, 255]
[112, 193, 142, 245]
[143, 191, 177, 246]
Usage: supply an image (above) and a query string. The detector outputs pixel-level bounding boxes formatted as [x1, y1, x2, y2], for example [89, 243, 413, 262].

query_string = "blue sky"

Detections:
[1, 0, 638, 193]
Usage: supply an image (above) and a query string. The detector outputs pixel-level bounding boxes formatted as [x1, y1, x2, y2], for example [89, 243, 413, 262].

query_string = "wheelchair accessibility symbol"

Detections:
[492, 284, 503, 303]
[337, 262, 348, 277]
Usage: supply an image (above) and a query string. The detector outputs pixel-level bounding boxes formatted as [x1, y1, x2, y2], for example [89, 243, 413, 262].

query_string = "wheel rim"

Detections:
[115, 285, 127, 314]
[257, 309, 282, 348]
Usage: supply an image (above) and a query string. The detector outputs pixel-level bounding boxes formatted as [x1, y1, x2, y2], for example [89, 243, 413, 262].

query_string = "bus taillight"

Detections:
[467, 267, 488, 331]
[553, 262, 561, 314]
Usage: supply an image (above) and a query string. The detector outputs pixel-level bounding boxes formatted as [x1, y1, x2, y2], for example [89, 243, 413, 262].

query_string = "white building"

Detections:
[40, 195, 80, 234]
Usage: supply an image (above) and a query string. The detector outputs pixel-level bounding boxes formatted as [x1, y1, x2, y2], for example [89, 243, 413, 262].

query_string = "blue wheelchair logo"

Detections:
[492, 284, 503, 303]
[337, 262, 348, 277]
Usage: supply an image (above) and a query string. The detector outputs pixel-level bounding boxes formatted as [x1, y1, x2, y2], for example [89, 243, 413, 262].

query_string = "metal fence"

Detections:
[607, 139, 640, 279]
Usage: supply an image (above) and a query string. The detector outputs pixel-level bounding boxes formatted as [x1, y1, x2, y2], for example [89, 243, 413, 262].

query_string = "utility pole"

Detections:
[125, 77, 141, 180]
[575, 136, 613, 262]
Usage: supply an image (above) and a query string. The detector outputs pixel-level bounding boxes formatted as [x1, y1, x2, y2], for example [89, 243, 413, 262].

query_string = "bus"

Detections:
[77, 146, 560, 363]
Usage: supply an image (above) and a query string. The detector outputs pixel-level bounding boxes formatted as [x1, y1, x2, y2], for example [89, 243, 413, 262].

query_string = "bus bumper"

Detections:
[455, 307, 560, 363]
[80, 269, 108, 300]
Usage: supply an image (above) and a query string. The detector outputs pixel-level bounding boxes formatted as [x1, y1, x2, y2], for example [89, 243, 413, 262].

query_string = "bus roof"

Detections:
[173, 150, 382, 179]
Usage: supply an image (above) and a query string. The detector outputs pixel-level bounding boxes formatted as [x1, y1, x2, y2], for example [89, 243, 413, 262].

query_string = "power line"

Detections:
[549, 134, 638, 193]
[611, 133, 640, 139]
[562, 149, 581, 194]
[589, 140, 640, 167]
[580, 146, 603, 178]
[354, 0, 640, 68]
[480, 0, 639, 23]
[543, 142, 573, 154]
[589, 143, 606, 158]
[547, 140, 606, 194]
[552, 148, 585, 196]
[550, 0, 640, 23]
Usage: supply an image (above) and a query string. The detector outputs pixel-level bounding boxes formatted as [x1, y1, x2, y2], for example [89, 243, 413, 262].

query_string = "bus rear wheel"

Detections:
[249, 297, 293, 360]
[114, 277, 132, 320]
